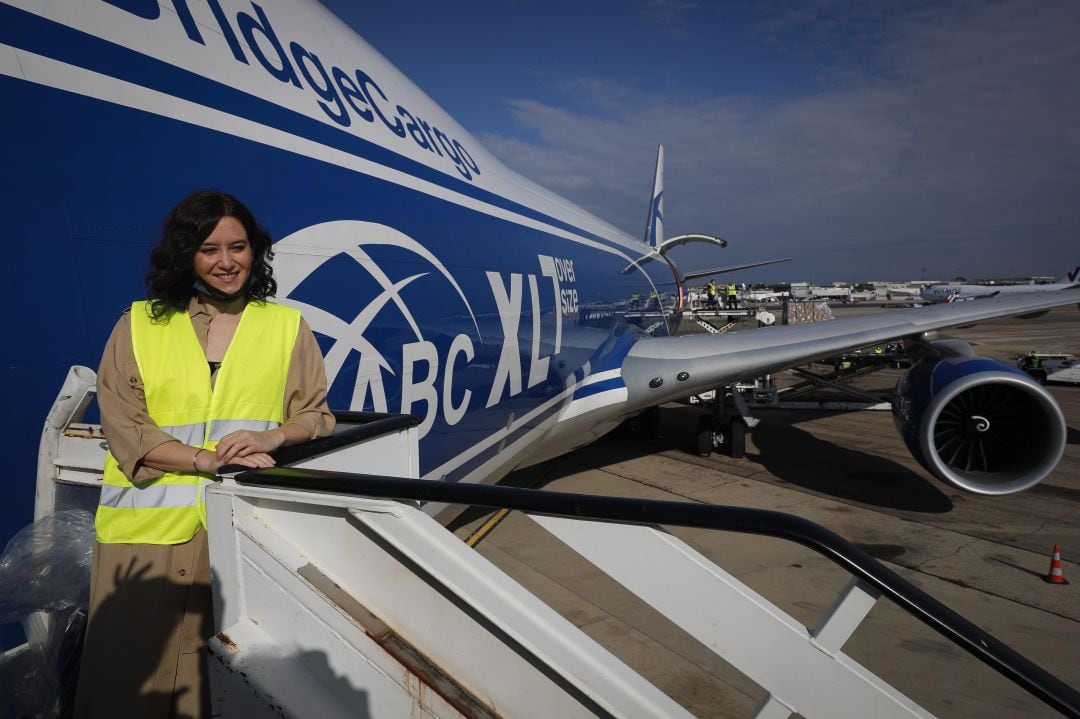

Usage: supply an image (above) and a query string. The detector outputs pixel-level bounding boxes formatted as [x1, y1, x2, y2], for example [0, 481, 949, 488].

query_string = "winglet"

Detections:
[643, 144, 664, 249]
[1064, 266, 1080, 285]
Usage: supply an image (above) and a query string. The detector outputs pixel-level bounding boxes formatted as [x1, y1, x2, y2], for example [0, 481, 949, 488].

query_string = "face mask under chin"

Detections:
[193, 276, 251, 303]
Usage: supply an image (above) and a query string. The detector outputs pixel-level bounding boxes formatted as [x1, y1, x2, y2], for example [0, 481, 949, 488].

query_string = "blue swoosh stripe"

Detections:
[573, 377, 626, 400]
[440, 400, 565, 483]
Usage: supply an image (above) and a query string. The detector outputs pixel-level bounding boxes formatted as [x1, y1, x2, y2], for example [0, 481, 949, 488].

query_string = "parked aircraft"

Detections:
[921, 267, 1080, 303]
[2, 0, 1077, 568]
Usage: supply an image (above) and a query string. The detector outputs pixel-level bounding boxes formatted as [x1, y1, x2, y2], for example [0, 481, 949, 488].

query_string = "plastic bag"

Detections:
[0, 510, 95, 623]
[0, 510, 95, 718]
[1, 607, 87, 719]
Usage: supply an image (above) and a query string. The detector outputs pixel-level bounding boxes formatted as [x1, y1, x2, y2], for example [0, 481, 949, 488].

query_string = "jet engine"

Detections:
[893, 348, 1066, 495]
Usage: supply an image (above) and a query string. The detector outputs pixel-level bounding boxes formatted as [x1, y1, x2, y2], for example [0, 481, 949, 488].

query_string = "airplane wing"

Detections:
[681, 258, 792, 282]
[621, 289, 1079, 409]
[611, 288, 1077, 495]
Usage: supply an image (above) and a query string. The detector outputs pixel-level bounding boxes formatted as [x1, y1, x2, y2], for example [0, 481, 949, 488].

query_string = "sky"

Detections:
[320, 0, 1080, 283]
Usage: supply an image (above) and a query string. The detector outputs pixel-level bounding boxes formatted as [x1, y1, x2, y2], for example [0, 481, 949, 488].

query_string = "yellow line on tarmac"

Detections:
[465, 508, 512, 547]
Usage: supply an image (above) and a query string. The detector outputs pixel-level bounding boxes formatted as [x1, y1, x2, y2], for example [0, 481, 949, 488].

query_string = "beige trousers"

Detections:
[74, 528, 213, 719]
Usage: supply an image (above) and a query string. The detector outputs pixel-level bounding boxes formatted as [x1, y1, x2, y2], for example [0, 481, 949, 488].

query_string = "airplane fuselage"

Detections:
[1, 0, 674, 564]
[920, 281, 1076, 303]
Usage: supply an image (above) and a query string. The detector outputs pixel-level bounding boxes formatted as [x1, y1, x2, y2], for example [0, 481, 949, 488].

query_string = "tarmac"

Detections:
[448, 305, 1080, 718]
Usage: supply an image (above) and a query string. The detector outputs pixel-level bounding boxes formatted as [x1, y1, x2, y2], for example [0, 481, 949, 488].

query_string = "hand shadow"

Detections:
[76, 552, 212, 718]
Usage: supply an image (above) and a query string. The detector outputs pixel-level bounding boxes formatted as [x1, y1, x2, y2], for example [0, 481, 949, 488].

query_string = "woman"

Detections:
[75, 190, 335, 718]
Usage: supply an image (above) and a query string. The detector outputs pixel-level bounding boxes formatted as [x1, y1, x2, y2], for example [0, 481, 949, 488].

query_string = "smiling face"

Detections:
[193, 216, 252, 296]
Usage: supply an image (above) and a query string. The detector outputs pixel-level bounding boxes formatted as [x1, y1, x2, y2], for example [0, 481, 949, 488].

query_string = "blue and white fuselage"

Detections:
[1, 0, 674, 545]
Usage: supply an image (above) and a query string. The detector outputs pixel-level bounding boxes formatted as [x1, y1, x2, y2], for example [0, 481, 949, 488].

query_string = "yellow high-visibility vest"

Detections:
[96, 300, 300, 544]
[726, 283, 737, 296]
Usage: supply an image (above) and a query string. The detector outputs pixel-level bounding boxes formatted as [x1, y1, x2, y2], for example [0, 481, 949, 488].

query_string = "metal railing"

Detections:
[233, 468, 1080, 719]
[263, 410, 421, 468]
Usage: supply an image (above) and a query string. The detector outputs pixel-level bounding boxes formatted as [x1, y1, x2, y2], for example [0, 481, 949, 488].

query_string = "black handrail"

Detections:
[245, 412, 421, 469]
[232, 468, 1080, 719]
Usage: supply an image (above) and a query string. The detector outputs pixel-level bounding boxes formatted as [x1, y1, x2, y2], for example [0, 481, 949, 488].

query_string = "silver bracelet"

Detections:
[193, 448, 206, 472]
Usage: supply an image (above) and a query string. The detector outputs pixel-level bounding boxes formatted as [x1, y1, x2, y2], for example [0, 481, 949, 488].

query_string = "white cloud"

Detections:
[479, 0, 1080, 280]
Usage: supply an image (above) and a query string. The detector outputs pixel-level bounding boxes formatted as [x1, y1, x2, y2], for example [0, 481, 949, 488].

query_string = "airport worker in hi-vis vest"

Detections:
[726, 282, 738, 309]
[707, 279, 719, 307]
[75, 191, 334, 719]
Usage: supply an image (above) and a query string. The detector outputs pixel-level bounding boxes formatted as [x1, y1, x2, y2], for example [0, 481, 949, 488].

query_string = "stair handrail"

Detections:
[232, 468, 1080, 719]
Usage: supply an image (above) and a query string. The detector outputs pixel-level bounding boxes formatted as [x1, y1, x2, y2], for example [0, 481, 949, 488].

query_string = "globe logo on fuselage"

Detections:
[273, 221, 481, 438]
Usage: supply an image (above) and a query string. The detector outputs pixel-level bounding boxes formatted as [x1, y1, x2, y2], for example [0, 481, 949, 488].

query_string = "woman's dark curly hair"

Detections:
[146, 189, 277, 319]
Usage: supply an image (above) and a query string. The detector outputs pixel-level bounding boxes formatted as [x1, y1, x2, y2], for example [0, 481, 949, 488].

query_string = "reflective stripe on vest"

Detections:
[160, 422, 207, 446]
[209, 418, 281, 440]
[96, 300, 300, 545]
[99, 482, 204, 509]
[157, 418, 284, 445]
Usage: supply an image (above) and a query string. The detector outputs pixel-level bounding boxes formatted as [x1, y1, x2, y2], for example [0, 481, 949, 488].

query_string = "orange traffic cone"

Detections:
[1044, 545, 1069, 585]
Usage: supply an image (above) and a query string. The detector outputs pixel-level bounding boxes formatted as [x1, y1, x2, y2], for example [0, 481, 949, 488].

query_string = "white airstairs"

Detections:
[11, 366, 1080, 718]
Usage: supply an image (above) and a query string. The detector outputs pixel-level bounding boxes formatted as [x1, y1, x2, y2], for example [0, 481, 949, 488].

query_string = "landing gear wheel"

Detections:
[695, 414, 715, 456]
[727, 420, 746, 459]
[696, 417, 747, 458]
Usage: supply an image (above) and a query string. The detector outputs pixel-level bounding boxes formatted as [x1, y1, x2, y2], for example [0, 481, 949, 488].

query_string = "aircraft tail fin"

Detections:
[643, 144, 664, 249]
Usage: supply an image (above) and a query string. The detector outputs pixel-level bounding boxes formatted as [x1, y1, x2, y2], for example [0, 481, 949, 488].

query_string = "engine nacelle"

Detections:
[893, 354, 1067, 495]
